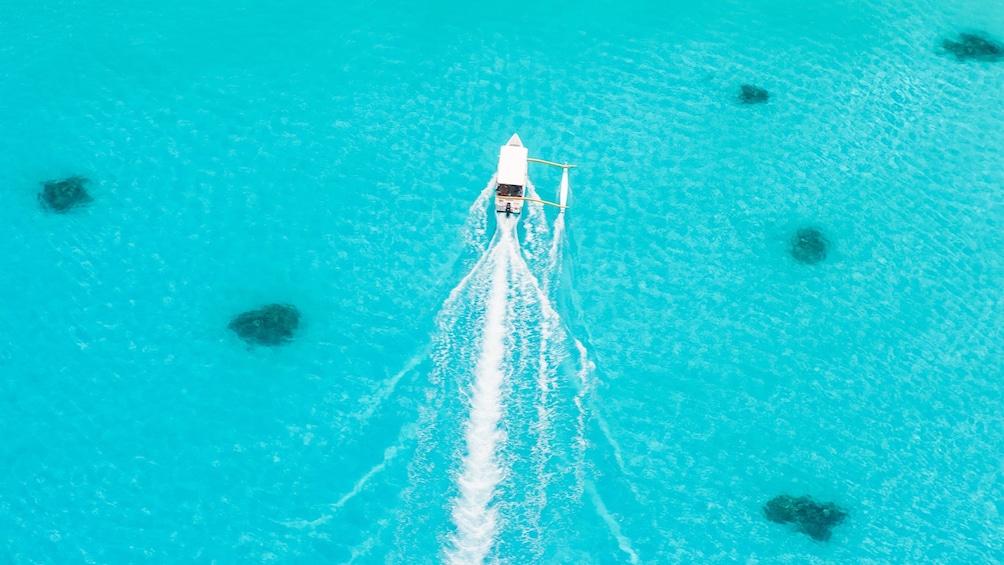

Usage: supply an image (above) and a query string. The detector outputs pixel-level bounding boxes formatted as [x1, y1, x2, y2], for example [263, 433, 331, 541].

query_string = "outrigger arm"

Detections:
[523, 158, 575, 209]
[527, 158, 577, 169]
[504, 195, 568, 210]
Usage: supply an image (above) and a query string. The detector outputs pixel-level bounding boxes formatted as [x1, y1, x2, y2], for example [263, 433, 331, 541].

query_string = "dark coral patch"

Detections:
[738, 84, 770, 105]
[228, 304, 301, 346]
[790, 227, 829, 265]
[942, 32, 1003, 62]
[39, 176, 93, 213]
[764, 495, 848, 542]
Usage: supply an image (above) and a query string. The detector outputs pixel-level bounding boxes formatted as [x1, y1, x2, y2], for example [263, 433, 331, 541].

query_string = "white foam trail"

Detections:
[596, 411, 629, 478]
[587, 480, 640, 565]
[442, 177, 498, 314]
[570, 346, 646, 512]
[541, 171, 567, 296]
[406, 174, 593, 560]
[354, 349, 428, 424]
[547, 214, 566, 289]
[346, 531, 381, 565]
[506, 237, 561, 330]
[446, 218, 513, 565]
[331, 443, 399, 512]
[570, 339, 595, 497]
[440, 249, 493, 319]
[514, 238, 561, 555]
[277, 438, 402, 530]
[500, 228, 573, 560]
[522, 181, 551, 268]
[462, 174, 496, 254]
[570, 341, 630, 485]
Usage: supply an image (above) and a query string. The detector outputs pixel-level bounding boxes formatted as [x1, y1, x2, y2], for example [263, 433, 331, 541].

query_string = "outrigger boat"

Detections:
[494, 133, 575, 216]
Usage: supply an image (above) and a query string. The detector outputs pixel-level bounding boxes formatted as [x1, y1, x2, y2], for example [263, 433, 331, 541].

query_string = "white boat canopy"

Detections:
[497, 140, 528, 186]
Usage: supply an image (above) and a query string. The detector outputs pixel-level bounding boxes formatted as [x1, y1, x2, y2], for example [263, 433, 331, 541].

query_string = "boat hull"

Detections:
[495, 133, 528, 216]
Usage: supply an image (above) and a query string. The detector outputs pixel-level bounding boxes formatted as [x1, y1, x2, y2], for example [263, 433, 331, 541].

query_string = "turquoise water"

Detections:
[3, 0, 1004, 562]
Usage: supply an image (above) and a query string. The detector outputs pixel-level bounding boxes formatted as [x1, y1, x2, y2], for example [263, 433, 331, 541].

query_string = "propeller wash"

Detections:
[399, 135, 589, 563]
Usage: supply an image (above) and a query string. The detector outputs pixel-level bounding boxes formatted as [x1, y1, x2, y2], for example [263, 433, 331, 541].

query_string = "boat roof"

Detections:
[497, 133, 528, 186]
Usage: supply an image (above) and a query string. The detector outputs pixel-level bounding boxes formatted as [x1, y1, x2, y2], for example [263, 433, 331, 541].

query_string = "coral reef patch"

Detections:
[39, 176, 92, 213]
[790, 227, 829, 265]
[738, 84, 770, 105]
[764, 495, 848, 541]
[228, 304, 301, 346]
[942, 32, 1003, 62]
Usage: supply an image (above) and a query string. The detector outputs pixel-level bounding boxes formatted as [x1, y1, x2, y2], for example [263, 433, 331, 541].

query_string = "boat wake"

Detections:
[445, 215, 512, 563]
[386, 176, 596, 563]
[281, 160, 640, 563]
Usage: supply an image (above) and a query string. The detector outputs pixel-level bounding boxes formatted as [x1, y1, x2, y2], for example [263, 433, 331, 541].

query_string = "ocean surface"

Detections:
[2, 0, 1003, 563]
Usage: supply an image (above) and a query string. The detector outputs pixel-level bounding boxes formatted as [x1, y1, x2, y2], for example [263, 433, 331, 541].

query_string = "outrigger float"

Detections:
[494, 133, 574, 216]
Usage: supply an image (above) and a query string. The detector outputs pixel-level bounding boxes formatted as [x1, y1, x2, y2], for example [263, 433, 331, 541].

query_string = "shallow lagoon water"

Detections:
[1, 0, 1003, 563]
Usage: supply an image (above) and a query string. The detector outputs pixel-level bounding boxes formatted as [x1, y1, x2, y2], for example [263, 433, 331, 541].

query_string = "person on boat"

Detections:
[497, 184, 521, 197]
